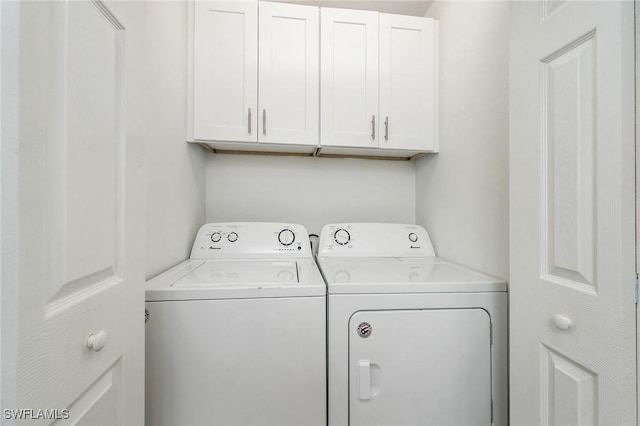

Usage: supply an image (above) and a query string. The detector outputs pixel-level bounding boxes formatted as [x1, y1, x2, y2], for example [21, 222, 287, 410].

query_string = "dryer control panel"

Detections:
[318, 223, 436, 258]
[191, 223, 312, 259]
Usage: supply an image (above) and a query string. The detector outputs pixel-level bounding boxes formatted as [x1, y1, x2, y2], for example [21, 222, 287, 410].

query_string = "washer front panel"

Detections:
[146, 296, 326, 426]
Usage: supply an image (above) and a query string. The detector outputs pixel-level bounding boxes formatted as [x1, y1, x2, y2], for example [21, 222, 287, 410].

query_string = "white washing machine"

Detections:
[318, 223, 507, 426]
[145, 223, 326, 426]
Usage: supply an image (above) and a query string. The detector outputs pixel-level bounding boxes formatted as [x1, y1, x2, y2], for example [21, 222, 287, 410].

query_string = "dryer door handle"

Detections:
[358, 359, 371, 400]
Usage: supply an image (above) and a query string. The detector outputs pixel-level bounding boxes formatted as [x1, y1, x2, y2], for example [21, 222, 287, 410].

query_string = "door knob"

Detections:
[86, 330, 107, 352]
[553, 314, 572, 331]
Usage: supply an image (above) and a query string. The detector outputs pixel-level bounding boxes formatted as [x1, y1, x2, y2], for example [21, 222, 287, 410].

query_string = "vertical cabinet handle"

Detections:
[248, 108, 252, 134]
[384, 116, 389, 141]
[358, 359, 371, 400]
[371, 115, 376, 140]
[263, 109, 266, 136]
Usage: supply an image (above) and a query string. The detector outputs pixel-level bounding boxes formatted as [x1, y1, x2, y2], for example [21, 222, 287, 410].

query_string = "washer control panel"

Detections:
[318, 223, 436, 258]
[191, 223, 311, 259]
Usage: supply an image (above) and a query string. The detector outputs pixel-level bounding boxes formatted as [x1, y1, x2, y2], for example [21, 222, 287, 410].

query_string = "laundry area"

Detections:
[1, 1, 636, 425]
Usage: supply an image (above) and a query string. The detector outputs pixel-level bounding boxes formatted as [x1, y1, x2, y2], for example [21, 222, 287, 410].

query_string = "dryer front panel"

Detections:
[348, 309, 492, 426]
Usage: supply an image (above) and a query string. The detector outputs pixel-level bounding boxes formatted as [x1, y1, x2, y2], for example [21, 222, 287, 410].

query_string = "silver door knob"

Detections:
[86, 330, 107, 352]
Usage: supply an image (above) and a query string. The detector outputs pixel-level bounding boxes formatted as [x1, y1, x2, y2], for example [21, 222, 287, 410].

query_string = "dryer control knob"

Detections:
[211, 232, 222, 243]
[408, 232, 418, 243]
[278, 229, 295, 246]
[334, 228, 351, 246]
[227, 232, 238, 243]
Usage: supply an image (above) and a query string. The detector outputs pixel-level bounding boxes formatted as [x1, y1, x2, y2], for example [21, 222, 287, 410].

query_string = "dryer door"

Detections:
[349, 309, 492, 426]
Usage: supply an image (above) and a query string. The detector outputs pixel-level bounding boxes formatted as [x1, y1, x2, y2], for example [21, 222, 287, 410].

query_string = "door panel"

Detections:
[542, 32, 596, 291]
[379, 14, 438, 152]
[320, 8, 378, 148]
[61, 360, 122, 426]
[541, 345, 597, 426]
[16, 1, 145, 424]
[259, 2, 318, 146]
[349, 309, 491, 426]
[510, 1, 635, 424]
[46, 0, 123, 309]
[194, 1, 257, 142]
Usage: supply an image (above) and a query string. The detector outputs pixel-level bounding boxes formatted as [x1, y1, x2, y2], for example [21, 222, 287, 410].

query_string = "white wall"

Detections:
[206, 154, 416, 235]
[157, 0, 507, 280]
[145, 1, 205, 280]
[416, 1, 509, 280]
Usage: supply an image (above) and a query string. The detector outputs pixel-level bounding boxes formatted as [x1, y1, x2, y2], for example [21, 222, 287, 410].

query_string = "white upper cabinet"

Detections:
[320, 8, 379, 148]
[320, 9, 439, 155]
[191, 1, 438, 158]
[259, 2, 319, 145]
[192, 1, 319, 149]
[193, 1, 258, 142]
[379, 14, 438, 152]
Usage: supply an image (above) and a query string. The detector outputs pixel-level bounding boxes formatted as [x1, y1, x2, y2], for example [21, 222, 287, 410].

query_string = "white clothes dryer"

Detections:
[145, 223, 326, 426]
[318, 223, 507, 426]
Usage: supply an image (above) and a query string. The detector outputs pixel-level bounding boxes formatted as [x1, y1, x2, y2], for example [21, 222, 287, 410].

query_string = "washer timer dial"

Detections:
[227, 232, 238, 243]
[334, 228, 351, 245]
[278, 229, 296, 246]
[211, 232, 222, 243]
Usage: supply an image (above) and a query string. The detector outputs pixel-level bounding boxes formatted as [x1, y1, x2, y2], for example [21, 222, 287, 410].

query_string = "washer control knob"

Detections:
[227, 232, 238, 243]
[211, 232, 222, 243]
[334, 228, 351, 246]
[278, 229, 295, 246]
[408, 232, 418, 243]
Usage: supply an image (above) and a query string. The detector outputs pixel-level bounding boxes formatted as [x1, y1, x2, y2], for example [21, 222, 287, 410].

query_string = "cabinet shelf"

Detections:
[196, 142, 431, 161]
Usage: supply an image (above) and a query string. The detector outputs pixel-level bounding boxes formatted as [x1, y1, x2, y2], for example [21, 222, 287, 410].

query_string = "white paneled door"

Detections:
[510, 1, 635, 425]
[12, 1, 145, 424]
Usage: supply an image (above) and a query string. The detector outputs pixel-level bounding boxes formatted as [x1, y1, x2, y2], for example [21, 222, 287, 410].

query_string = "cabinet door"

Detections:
[321, 8, 379, 148]
[379, 14, 438, 152]
[259, 2, 319, 146]
[194, 1, 257, 142]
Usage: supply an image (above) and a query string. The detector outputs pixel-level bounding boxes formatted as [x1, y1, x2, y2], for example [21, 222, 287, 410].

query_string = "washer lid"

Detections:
[173, 260, 299, 287]
[318, 257, 506, 294]
[146, 259, 326, 301]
